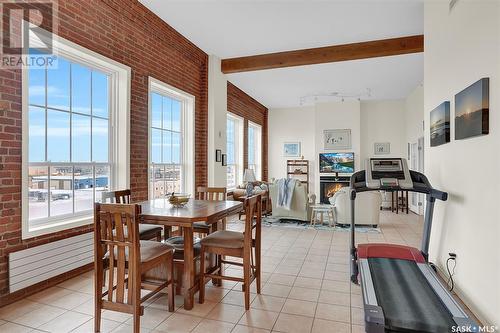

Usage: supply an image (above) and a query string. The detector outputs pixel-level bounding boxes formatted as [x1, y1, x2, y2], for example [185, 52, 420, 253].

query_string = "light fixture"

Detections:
[299, 88, 372, 106]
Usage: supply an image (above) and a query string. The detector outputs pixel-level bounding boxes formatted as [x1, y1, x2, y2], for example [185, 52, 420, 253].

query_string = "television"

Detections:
[319, 152, 355, 173]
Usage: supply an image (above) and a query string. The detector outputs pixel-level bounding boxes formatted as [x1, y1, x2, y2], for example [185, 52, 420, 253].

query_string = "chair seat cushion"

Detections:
[104, 240, 174, 263]
[164, 236, 201, 260]
[193, 222, 210, 231]
[200, 230, 244, 249]
[139, 224, 163, 234]
[140, 240, 174, 262]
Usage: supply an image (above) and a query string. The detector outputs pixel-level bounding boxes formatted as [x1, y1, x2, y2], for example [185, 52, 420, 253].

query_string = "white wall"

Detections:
[268, 106, 316, 188]
[269, 100, 419, 200]
[360, 100, 406, 162]
[207, 55, 228, 186]
[405, 84, 424, 146]
[314, 101, 361, 200]
[268, 101, 361, 200]
[424, 1, 500, 325]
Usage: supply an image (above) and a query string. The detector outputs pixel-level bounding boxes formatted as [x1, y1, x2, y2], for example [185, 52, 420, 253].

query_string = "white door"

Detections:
[409, 137, 425, 215]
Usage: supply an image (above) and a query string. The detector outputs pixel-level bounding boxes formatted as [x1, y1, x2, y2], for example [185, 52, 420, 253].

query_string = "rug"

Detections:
[258, 216, 381, 233]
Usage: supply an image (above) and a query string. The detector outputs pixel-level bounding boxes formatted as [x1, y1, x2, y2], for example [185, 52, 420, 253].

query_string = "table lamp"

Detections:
[243, 169, 256, 196]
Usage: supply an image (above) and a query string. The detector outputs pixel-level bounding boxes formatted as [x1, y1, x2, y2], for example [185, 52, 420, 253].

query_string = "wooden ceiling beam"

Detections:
[221, 35, 423, 74]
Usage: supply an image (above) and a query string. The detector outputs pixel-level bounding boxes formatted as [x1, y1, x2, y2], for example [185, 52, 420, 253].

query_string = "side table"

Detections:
[310, 204, 335, 227]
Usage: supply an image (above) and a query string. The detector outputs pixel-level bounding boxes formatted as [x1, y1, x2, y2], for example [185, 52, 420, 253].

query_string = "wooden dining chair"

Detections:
[194, 187, 227, 236]
[198, 194, 262, 310]
[102, 190, 164, 241]
[161, 187, 227, 295]
[94, 203, 175, 333]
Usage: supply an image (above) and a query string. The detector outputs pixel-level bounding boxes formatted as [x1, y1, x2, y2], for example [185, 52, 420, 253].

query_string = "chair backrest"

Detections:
[94, 203, 140, 305]
[196, 187, 227, 201]
[243, 194, 262, 248]
[101, 189, 131, 204]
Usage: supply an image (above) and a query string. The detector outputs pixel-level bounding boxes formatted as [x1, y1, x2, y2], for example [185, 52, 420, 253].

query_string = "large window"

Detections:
[22, 30, 130, 239]
[227, 113, 243, 189]
[27, 56, 111, 224]
[149, 78, 195, 199]
[248, 122, 262, 180]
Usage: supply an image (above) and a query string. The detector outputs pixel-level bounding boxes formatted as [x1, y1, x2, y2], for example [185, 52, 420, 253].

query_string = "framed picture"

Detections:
[283, 142, 300, 157]
[215, 149, 222, 162]
[221, 154, 227, 166]
[430, 101, 450, 147]
[455, 78, 489, 140]
[374, 142, 390, 155]
[324, 129, 351, 150]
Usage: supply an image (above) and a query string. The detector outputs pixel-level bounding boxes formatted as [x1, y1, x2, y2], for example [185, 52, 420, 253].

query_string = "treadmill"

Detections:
[350, 158, 477, 333]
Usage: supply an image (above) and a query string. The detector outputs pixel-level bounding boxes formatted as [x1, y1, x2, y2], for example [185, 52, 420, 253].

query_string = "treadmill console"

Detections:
[366, 158, 413, 190]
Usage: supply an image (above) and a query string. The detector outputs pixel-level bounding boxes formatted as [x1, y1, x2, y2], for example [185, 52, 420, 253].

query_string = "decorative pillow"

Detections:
[253, 188, 264, 194]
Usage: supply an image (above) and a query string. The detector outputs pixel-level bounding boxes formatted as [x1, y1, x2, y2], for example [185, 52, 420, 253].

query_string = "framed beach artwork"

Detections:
[324, 129, 351, 150]
[430, 101, 450, 147]
[455, 78, 489, 140]
[283, 142, 300, 157]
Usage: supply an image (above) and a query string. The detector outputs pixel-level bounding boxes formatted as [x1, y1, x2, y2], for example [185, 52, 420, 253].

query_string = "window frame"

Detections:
[22, 28, 131, 239]
[247, 121, 262, 180]
[148, 77, 195, 199]
[226, 113, 244, 189]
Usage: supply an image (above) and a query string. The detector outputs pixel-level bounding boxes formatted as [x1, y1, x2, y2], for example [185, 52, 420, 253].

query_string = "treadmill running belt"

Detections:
[368, 258, 456, 333]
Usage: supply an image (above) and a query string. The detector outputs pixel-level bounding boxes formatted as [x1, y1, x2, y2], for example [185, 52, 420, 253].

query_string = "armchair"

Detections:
[268, 180, 315, 222]
[330, 187, 382, 227]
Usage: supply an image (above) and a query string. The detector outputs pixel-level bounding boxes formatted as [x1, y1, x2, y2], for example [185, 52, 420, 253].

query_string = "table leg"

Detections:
[310, 210, 315, 226]
[319, 211, 324, 225]
[182, 226, 194, 310]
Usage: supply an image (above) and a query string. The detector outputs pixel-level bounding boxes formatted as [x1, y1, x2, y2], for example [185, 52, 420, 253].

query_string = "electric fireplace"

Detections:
[320, 176, 350, 204]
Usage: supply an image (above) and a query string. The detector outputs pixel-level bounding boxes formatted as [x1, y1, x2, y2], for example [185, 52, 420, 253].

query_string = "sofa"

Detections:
[330, 187, 382, 227]
[232, 181, 269, 200]
[269, 180, 315, 222]
[232, 181, 271, 217]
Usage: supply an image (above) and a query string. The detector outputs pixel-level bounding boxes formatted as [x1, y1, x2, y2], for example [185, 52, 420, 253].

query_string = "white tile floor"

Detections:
[0, 211, 425, 333]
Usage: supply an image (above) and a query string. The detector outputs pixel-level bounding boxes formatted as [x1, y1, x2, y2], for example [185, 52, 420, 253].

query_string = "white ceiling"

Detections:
[140, 0, 424, 108]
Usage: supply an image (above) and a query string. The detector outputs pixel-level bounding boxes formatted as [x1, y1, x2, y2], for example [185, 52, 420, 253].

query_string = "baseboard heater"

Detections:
[9, 232, 94, 292]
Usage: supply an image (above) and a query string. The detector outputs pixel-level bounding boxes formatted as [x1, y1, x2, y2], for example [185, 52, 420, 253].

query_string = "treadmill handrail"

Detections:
[350, 170, 448, 201]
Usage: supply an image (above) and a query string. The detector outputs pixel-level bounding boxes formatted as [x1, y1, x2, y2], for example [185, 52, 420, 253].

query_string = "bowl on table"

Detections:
[168, 193, 190, 207]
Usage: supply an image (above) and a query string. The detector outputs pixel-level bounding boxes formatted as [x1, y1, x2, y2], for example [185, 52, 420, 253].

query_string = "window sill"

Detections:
[23, 214, 93, 240]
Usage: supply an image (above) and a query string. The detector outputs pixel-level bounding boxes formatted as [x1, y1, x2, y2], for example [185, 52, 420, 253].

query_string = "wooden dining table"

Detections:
[138, 198, 243, 310]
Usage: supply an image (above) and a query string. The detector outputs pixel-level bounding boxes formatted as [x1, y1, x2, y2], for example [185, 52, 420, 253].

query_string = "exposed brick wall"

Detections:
[227, 82, 269, 181]
[0, 0, 209, 299]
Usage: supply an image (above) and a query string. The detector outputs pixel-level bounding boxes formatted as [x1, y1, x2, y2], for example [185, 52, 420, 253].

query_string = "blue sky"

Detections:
[29, 54, 184, 165]
[29, 56, 110, 163]
[151, 92, 181, 164]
